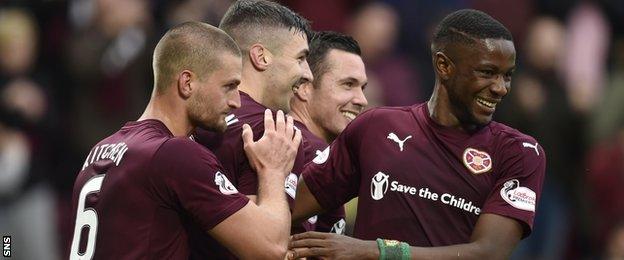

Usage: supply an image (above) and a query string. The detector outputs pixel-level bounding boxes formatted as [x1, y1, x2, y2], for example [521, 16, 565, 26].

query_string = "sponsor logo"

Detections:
[370, 172, 390, 200]
[462, 148, 492, 174]
[500, 179, 536, 212]
[387, 132, 412, 151]
[284, 173, 298, 199]
[522, 142, 540, 156]
[3, 236, 10, 257]
[307, 215, 318, 225]
[214, 171, 238, 195]
[330, 219, 346, 235]
[370, 171, 483, 215]
[312, 147, 330, 164]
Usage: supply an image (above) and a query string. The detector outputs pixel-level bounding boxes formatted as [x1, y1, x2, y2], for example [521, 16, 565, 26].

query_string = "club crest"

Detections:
[462, 148, 492, 174]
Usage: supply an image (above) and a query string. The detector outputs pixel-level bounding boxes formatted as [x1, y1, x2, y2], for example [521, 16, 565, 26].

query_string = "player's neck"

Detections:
[138, 96, 193, 137]
[428, 83, 472, 132]
[306, 121, 331, 143]
[238, 69, 266, 105]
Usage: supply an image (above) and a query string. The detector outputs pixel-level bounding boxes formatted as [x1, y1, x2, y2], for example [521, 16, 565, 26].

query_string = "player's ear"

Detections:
[249, 43, 271, 71]
[434, 51, 454, 81]
[293, 81, 312, 101]
[178, 70, 194, 99]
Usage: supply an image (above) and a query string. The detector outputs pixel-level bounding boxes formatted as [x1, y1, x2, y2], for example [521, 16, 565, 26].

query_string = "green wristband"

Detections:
[377, 239, 410, 260]
[376, 238, 386, 260]
[400, 242, 411, 260]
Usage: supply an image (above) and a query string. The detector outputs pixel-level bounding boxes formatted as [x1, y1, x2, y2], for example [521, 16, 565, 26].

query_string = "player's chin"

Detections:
[202, 120, 227, 133]
[471, 113, 493, 126]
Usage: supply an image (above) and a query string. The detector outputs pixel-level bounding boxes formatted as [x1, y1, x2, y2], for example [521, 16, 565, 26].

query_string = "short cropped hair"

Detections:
[431, 9, 512, 53]
[308, 31, 361, 86]
[152, 21, 240, 92]
[219, 0, 311, 52]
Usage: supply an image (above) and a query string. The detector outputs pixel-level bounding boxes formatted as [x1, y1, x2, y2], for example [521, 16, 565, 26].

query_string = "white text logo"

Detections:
[284, 173, 298, 199]
[500, 179, 536, 212]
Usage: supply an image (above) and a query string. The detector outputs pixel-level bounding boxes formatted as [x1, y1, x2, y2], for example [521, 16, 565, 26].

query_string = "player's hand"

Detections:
[288, 232, 378, 260]
[242, 109, 301, 178]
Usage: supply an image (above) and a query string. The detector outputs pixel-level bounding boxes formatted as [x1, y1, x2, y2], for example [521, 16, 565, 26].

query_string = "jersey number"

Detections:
[69, 175, 105, 260]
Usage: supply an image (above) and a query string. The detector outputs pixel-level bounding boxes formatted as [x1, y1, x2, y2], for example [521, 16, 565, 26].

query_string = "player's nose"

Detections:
[228, 90, 241, 109]
[490, 75, 509, 97]
[301, 60, 313, 83]
[352, 86, 368, 108]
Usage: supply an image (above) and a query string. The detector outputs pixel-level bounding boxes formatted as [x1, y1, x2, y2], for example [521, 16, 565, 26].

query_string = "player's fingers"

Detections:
[291, 231, 330, 241]
[263, 109, 275, 133]
[292, 127, 302, 148]
[241, 124, 254, 145]
[275, 110, 286, 133]
[285, 114, 294, 139]
[289, 238, 328, 249]
[289, 247, 330, 259]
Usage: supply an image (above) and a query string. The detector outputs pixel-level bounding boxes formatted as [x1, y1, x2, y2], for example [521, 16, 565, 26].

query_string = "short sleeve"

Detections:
[302, 110, 374, 210]
[151, 138, 249, 232]
[481, 137, 546, 237]
[314, 206, 346, 234]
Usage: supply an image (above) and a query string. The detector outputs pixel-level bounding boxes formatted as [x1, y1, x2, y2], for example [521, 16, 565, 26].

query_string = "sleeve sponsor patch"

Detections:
[215, 171, 238, 195]
[285, 173, 298, 199]
[500, 179, 536, 212]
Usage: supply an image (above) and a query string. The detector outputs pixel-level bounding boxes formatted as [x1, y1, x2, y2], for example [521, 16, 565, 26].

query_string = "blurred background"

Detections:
[0, 0, 623, 259]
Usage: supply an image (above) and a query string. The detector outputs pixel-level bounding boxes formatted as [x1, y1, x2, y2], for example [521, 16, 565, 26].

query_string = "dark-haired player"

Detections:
[288, 31, 368, 234]
[191, 0, 313, 258]
[289, 9, 546, 259]
[68, 22, 301, 260]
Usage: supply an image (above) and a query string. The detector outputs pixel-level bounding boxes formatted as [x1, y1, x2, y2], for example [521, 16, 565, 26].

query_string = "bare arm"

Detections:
[289, 213, 523, 260]
[210, 109, 301, 260]
[292, 177, 325, 224]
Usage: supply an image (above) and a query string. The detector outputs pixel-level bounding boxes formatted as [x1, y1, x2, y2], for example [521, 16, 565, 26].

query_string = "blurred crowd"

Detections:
[1, 0, 624, 259]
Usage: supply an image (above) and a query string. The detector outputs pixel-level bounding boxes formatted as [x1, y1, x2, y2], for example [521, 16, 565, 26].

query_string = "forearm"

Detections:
[292, 177, 325, 223]
[408, 241, 509, 260]
[256, 169, 291, 246]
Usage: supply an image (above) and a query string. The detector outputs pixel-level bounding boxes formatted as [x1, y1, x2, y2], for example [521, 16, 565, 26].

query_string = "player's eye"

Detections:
[477, 69, 496, 78]
[224, 83, 238, 91]
[503, 71, 513, 82]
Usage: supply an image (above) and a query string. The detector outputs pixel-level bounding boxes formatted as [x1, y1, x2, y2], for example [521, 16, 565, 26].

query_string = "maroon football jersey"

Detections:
[294, 120, 346, 234]
[302, 103, 546, 246]
[191, 91, 309, 259]
[68, 120, 249, 259]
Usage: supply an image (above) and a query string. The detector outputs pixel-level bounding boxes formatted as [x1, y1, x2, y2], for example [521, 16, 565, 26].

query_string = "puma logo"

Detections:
[387, 132, 412, 151]
[522, 142, 540, 156]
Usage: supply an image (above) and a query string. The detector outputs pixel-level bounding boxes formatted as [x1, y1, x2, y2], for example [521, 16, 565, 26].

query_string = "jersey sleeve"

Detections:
[301, 110, 373, 210]
[314, 206, 346, 234]
[481, 137, 546, 237]
[150, 138, 249, 232]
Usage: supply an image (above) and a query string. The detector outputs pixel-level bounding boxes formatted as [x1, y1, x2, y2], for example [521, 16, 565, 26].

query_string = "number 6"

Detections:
[70, 175, 105, 260]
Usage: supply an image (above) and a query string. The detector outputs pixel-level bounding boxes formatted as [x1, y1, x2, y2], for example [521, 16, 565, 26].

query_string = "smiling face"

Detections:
[264, 30, 312, 112]
[188, 53, 242, 132]
[308, 49, 368, 141]
[443, 38, 516, 127]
